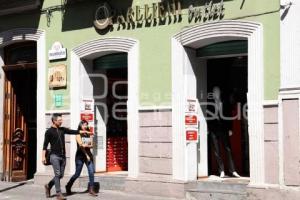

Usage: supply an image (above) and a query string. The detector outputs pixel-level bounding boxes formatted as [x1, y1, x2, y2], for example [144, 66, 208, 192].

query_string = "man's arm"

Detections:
[42, 150, 46, 164]
[63, 127, 92, 135]
[62, 127, 80, 135]
[42, 131, 50, 165]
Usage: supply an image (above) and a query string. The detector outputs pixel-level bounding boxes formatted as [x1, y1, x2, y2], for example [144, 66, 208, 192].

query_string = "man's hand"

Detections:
[229, 130, 233, 137]
[42, 150, 46, 165]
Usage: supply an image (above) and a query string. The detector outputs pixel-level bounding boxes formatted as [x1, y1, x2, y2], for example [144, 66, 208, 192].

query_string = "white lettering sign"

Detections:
[49, 42, 67, 61]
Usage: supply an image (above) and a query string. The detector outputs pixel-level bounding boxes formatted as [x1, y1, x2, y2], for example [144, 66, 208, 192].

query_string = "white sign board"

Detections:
[49, 42, 67, 61]
[185, 99, 198, 113]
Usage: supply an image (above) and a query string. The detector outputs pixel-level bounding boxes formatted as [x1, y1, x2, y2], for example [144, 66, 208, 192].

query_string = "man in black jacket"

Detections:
[42, 113, 85, 200]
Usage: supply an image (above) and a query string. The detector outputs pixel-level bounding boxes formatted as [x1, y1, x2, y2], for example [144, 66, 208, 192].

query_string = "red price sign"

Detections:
[185, 115, 198, 126]
[80, 113, 94, 121]
[186, 130, 198, 141]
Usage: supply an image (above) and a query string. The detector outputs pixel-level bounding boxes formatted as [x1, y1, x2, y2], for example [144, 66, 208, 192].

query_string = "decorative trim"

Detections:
[263, 100, 279, 107]
[172, 20, 265, 184]
[0, 28, 44, 47]
[45, 110, 71, 114]
[71, 37, 139, 178]
[139, 106, 172, 112]
[73, 37, 137, 58]
[279, 87, 300, 92]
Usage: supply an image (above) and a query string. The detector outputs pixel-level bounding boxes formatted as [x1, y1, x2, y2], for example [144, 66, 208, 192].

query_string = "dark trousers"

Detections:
[48, 154, 66, 193]
[210, 131, 236, 174]
[67, 159, 95, 188]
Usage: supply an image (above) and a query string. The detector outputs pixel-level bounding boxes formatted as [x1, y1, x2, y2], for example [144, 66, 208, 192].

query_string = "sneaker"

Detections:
[220, 171, 225, 178]
[232, 171, 240, 178]
[44, 184, 50, 198]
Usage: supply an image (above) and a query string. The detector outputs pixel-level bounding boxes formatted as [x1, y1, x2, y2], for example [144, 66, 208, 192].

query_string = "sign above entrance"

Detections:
[48, 42, 67, 61]
[188, 0, 224, 23]
[94, 0, 225, 31]
[94, 0, 182, 30]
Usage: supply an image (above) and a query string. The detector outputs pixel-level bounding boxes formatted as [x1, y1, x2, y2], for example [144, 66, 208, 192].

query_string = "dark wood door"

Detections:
[3, 67, 37, 181]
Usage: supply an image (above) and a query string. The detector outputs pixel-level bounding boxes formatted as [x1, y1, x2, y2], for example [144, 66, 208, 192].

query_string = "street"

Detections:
[0, 181, 180, 200]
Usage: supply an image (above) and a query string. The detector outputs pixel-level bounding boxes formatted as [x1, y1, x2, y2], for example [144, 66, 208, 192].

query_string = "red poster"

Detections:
[185, 115, 198, 126]
[186, 130, 198, 141]
[80, 113, 94, 121]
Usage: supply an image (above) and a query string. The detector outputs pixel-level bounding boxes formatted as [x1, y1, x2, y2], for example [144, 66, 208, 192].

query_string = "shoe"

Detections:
[220, 171, 225, 178]
[88, 186, 98, 197]
[232, 171, 240, 178]
[65, 185, 72, 195]
[56, 192, 66, 200]
[44, 184, 50, 198]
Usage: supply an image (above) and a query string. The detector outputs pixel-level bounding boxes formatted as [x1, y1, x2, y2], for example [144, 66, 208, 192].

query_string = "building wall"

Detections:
[264, 103, 279, 184]
[0, 0, 281, 109]
[0, 0, 281, 184]
[279, 0, 300, 188]
[280, 0, 300, 89]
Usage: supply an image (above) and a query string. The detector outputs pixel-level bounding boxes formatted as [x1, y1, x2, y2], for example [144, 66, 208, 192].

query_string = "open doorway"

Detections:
[206, 56, 249, 177]
[81, 53, 128, 173]
[2, 41, 37, 181]
[105, 67, 128, 172]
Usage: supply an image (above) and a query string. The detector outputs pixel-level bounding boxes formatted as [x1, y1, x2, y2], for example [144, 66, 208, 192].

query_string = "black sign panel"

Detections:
[0, 0, 41, 16]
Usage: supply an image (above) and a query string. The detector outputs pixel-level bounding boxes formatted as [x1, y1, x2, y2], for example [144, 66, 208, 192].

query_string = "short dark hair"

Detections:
[51, 113, 62, 123]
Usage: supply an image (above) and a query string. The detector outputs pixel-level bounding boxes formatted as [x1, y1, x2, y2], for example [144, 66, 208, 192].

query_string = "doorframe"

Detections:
[0, 28, 46, 179]
[171, 20, 265, 184]
[70, 38, 139, 178]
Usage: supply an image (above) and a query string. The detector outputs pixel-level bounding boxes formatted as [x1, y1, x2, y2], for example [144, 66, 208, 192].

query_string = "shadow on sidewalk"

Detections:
[0, 183, 26, 193]
[50, 190, 89, 198]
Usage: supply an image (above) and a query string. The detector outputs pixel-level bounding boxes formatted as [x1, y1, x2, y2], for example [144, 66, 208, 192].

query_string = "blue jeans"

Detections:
[48, 154, 66, 193]
[67, 159, 95, 188]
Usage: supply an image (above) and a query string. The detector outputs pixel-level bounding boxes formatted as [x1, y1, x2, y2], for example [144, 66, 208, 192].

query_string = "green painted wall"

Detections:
[0, 0, 280, 109]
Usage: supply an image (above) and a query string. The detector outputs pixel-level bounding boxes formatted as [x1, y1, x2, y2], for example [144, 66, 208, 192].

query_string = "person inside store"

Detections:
[42, 114, 89, 200]
[207, 86, 240, 178]
[65, 119, 98, 197]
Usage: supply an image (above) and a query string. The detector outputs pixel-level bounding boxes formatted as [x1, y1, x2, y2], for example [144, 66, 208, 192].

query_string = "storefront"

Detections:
[2, 0, 300, 199]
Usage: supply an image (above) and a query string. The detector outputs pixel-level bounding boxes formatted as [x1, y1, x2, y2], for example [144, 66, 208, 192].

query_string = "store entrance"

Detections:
[105, 67, 128, 172]
[84, 53, 128, 173]
[206, 56, 249, 177]
[2, 42, 37, 181]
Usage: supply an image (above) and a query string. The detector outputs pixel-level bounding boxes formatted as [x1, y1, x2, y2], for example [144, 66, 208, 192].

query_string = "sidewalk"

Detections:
[0, 181, 181, 200]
